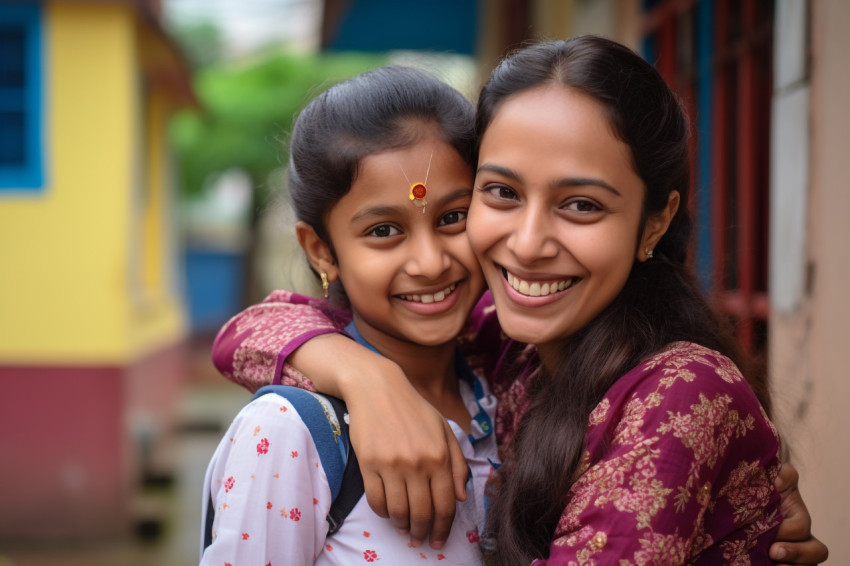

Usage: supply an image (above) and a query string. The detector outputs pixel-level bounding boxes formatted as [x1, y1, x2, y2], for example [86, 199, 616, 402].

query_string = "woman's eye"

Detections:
[481, 184, 518, 200]
[438, 210, 468, 226]
[367, 224, 400, 238]
[565, 199, 602, 213]
[494, 185, 517, 200]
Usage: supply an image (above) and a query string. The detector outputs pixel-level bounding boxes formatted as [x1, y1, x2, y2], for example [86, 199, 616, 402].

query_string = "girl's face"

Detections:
[469, 86, 658, 361]
[322, 135, 485, 354]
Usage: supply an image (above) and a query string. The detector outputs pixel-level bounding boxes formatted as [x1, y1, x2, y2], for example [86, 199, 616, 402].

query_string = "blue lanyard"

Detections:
[343, 322, 494, 446]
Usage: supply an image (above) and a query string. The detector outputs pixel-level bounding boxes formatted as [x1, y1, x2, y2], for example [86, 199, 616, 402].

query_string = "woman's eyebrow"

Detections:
[477, 163, 522, 182]
[551, 177, 622, 196]
[478, 163, 621, 196]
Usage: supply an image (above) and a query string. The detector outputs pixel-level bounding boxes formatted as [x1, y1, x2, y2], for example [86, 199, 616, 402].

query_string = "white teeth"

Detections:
[401, 284, 456, 304]
[507, 272, 574, 297]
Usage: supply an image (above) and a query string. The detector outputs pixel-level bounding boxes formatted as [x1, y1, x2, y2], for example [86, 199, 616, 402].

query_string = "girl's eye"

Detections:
[438, 210, 468, 226]
[367, 224, 400, 238]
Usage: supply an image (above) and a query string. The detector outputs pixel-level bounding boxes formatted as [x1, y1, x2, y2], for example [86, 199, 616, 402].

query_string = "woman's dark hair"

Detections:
[288, 65, 476, 246]
[478, 36, 771, 565]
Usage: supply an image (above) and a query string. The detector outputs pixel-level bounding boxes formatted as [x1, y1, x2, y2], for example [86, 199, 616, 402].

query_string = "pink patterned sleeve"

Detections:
[539, 342, 782, 565]
[211, 290, 352, 393]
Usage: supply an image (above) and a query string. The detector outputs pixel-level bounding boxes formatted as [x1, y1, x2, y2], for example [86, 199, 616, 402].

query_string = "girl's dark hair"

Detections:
[478, 36, 771, 565]
[288, 65, 476, 246]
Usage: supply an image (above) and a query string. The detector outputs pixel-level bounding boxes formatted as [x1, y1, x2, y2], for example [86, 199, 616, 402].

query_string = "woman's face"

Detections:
[322, 134, 485, 354]
[468, 85, 651, 361]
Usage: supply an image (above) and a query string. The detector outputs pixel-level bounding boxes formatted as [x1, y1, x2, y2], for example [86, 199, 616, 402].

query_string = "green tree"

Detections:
[171, 51, 386, 204]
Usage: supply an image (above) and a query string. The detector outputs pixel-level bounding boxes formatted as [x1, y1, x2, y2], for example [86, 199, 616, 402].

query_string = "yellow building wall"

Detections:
[0, 1, 185, 365]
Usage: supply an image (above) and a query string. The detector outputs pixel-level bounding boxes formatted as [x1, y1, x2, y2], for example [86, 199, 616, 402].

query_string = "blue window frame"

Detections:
[0, 2, 44, 191]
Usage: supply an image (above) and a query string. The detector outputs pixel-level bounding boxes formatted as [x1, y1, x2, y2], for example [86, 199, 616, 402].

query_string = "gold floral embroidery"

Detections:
[550, 342, 781, 564]
[589, 398, 610, 427]
[620, 531, 689, 566]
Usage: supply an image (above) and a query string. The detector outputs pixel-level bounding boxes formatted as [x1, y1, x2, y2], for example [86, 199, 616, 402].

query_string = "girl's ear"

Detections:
[295, 221, 339, 283]
[638, 190, 680, 261]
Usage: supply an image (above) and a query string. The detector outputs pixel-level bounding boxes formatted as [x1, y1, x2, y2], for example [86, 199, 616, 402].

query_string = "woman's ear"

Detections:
[295, 221, 339, 283]
[638, 191, 680, 261]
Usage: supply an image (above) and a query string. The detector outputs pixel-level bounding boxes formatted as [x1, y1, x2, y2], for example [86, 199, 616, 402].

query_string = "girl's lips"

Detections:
[394, 282, 464, 315]
[398, 283, 457, 304]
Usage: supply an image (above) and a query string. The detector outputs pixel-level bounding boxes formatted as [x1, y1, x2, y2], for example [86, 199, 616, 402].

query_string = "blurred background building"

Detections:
[0, 0, 847, 563]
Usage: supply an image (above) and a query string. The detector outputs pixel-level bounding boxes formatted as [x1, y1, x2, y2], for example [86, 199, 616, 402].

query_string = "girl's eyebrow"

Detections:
[433, 187, 474, 207]
[350, 204, 405, 224]
[477, 163, 622, 196]
[350, 187, 473, 224]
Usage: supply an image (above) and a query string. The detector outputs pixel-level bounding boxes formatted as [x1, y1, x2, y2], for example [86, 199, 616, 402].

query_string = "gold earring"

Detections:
[645, 248, 654, 260]
[320, 272, 329, 299]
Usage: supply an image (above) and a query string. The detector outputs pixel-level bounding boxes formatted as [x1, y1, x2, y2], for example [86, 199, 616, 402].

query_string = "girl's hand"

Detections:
[769, 462, 829, 565]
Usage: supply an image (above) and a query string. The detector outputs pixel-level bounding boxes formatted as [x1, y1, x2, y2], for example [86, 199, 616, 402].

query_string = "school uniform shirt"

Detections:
[200, 354, 499, 565]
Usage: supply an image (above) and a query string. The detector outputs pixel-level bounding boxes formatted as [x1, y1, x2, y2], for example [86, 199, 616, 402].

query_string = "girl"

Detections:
[212, 38, 827, 564]
[200, 65, 498, 564]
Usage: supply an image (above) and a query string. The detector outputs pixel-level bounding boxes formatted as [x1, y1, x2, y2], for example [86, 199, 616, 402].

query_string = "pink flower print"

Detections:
[226, 563, 233, 566]
[466, 527, 481, 543]
[257, 438, 270, 455]
[223, 476, 235, 493]
[363, 530, 371, 538]
[291, 450, 299, 458]
[313, 497, 319, 505]
[280, 405, 288, 412]
[242, 532, 250, 540]
[363, 549, 378, 562]
[437, 554, 446, 560]
[289, 508, 301, 521]
[266, 501, 273, 510]
[326, 544, 333, 551]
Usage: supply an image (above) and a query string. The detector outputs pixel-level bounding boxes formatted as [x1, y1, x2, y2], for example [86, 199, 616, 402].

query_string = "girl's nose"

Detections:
[405, 233, 452, 280]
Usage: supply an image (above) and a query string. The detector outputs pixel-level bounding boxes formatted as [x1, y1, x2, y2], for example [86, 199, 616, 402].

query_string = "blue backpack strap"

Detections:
[204, 385, 363, 549]
[253, 385, 348, 498]
[253, 385, 363, 534]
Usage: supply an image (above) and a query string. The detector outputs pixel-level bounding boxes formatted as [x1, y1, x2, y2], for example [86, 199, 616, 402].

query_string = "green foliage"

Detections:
[171, 52, 386, 202]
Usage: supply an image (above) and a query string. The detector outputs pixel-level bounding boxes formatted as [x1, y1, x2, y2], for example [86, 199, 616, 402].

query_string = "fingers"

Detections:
[771, 461, 828, 564]
[427, 427, 464, 549]
[406, 477, 436, 547]
[446, 421, 468, 503]
[362, 471, 390, 519]
[775, 474, 812, 541]
[769, 537, 829, 565]
[775, 461, 800, 493]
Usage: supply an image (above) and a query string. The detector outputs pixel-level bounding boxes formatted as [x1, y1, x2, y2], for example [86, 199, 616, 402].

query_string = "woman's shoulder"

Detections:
[621, 341, 751, 397]
[599, 341, 776, 438]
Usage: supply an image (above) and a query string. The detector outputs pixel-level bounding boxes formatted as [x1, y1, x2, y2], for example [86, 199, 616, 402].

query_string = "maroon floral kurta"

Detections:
[212, 291, 782, 564]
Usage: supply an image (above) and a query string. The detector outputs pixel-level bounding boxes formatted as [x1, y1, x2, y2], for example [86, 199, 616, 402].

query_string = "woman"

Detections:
[212, 36, 828, 563]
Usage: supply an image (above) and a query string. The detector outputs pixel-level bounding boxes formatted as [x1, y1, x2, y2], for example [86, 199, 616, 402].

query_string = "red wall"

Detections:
[0, 343, 187, 541]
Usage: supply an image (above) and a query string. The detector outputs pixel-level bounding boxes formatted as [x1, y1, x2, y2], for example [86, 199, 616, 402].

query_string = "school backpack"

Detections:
[203, 385, 365, 548]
